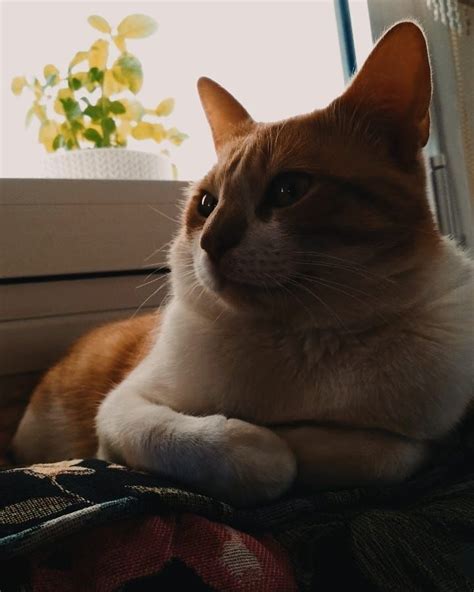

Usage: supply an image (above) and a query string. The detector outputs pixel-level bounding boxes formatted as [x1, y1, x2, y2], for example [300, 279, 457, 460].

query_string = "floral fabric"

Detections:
[0, 426, 474, 592]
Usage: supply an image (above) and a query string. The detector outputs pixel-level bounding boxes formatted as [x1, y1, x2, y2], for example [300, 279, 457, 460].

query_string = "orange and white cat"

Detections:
[13, 23, 473, 506]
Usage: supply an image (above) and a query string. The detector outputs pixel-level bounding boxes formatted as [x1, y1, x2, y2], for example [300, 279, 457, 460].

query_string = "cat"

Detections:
[12, 22, 474, 506]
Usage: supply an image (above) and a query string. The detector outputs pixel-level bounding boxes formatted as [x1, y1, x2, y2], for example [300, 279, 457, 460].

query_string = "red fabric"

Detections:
[29, 514, 297, 591]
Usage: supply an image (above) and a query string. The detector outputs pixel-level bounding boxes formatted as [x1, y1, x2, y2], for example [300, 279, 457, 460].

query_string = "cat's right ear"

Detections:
[197, 77, 254, 153]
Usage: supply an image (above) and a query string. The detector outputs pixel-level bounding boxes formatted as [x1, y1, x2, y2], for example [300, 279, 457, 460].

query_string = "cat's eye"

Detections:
[266, 172, 312, 208]
[198, 192, 218, 218]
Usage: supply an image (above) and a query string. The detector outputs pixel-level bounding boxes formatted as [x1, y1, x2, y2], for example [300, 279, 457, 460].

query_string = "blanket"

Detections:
[1, 426, 473, 591]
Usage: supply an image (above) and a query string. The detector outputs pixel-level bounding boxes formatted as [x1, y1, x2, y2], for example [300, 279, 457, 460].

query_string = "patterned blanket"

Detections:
[1, 430, 474, 591]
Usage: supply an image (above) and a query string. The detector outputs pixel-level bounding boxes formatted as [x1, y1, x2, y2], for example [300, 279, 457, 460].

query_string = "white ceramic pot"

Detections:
[42, 148, 172, 180]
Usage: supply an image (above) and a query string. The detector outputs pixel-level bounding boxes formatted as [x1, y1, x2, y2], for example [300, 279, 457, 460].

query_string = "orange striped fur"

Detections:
[13, 315, 156, 460]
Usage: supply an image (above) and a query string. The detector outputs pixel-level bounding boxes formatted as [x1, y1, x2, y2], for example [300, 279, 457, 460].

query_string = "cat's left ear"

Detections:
[198, 77, 254, 153]
[340, 21, 432, 152]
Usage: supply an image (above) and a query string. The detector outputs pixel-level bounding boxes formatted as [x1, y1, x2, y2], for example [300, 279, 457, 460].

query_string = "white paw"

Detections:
[97, 410, 296, 507]
[196, 417, 297, 506]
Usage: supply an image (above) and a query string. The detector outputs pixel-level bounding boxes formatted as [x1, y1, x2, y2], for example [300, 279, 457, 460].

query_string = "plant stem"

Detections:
[99, 67, 111, 147]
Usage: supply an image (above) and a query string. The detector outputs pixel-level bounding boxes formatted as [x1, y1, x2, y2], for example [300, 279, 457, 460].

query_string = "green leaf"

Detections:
[117, 14, 157, 38]
[101, 117, 116, 134]
[84, 104, 103, 121]
[97, 97, 111, 115]
[60, 98, 82, 121]
[52, 135, 65, 151]
[84, 128, 103, 146]
[66, 138, 76, 150]
[70, 120, 84, 133]
[109, 100, 126, 114]
[88, 67, 104, 83]
[69, 77, 82, 90]
[112, 54, 143, 94]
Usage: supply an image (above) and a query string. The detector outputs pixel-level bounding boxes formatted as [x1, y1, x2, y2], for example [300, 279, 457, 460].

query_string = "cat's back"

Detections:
[12, 313, 157, 464]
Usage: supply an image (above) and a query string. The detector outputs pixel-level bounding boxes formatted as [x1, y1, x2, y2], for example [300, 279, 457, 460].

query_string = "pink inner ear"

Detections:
[197, 77, 254, 153]
[342, 22, 432, 131]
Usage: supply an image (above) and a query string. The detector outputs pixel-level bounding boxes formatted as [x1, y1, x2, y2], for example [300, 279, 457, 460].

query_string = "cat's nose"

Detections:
[200, 214, 247, 262]
[200, 228, 240, 262]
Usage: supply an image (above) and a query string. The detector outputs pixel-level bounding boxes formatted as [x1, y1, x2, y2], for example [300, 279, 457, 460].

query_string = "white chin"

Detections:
[196, 252, 224, 293]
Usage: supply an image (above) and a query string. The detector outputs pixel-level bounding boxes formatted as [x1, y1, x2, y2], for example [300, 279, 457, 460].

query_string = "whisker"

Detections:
[291, 272, 391, 325]
[199, 285, 207, 301]
[141, 260, 191, 284]
[292, 271, 379, 301]
[136, 274, 169, 290]
[293, 259, 382, 280]
[132, 280, 171, 318]
[212, 305, 227, 326]
[292, 252, 396, 285]
[141, 267, 168, 284]
[186, 278, 202, 301]
[148, 205, 180, 224]
[285, 277, 349, 333]
[143, 238, 174, 263]
[264, 273, 316, 323]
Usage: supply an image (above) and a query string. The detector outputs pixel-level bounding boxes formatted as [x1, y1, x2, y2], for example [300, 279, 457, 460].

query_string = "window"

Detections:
[1, 0, 371, 181]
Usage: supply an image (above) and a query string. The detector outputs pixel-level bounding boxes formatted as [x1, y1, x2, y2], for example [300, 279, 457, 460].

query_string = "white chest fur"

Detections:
[139, 240, 474, 439]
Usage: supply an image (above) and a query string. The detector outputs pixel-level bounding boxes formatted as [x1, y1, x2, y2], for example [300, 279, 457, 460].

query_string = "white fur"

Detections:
[95, 235, 473, 504]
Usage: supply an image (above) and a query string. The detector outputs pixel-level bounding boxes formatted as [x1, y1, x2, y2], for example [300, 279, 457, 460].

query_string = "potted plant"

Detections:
[11, 13, 187, 180]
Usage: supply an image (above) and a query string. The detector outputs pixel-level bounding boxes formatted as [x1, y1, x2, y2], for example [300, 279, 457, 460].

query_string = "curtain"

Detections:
[426, 0, 474, 240]
[366, 0, 474, 249]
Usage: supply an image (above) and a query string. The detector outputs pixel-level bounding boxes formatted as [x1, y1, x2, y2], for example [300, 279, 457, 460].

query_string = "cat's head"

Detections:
[170, 22, 441, 328]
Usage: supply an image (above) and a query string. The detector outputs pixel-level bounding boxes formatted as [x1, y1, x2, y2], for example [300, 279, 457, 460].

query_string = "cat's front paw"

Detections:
[97, 408, 296, 507]
[204, 417, 297, 506]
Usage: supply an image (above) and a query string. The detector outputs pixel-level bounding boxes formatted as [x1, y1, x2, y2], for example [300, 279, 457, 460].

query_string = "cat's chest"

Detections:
[153, 305, 353, 422]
